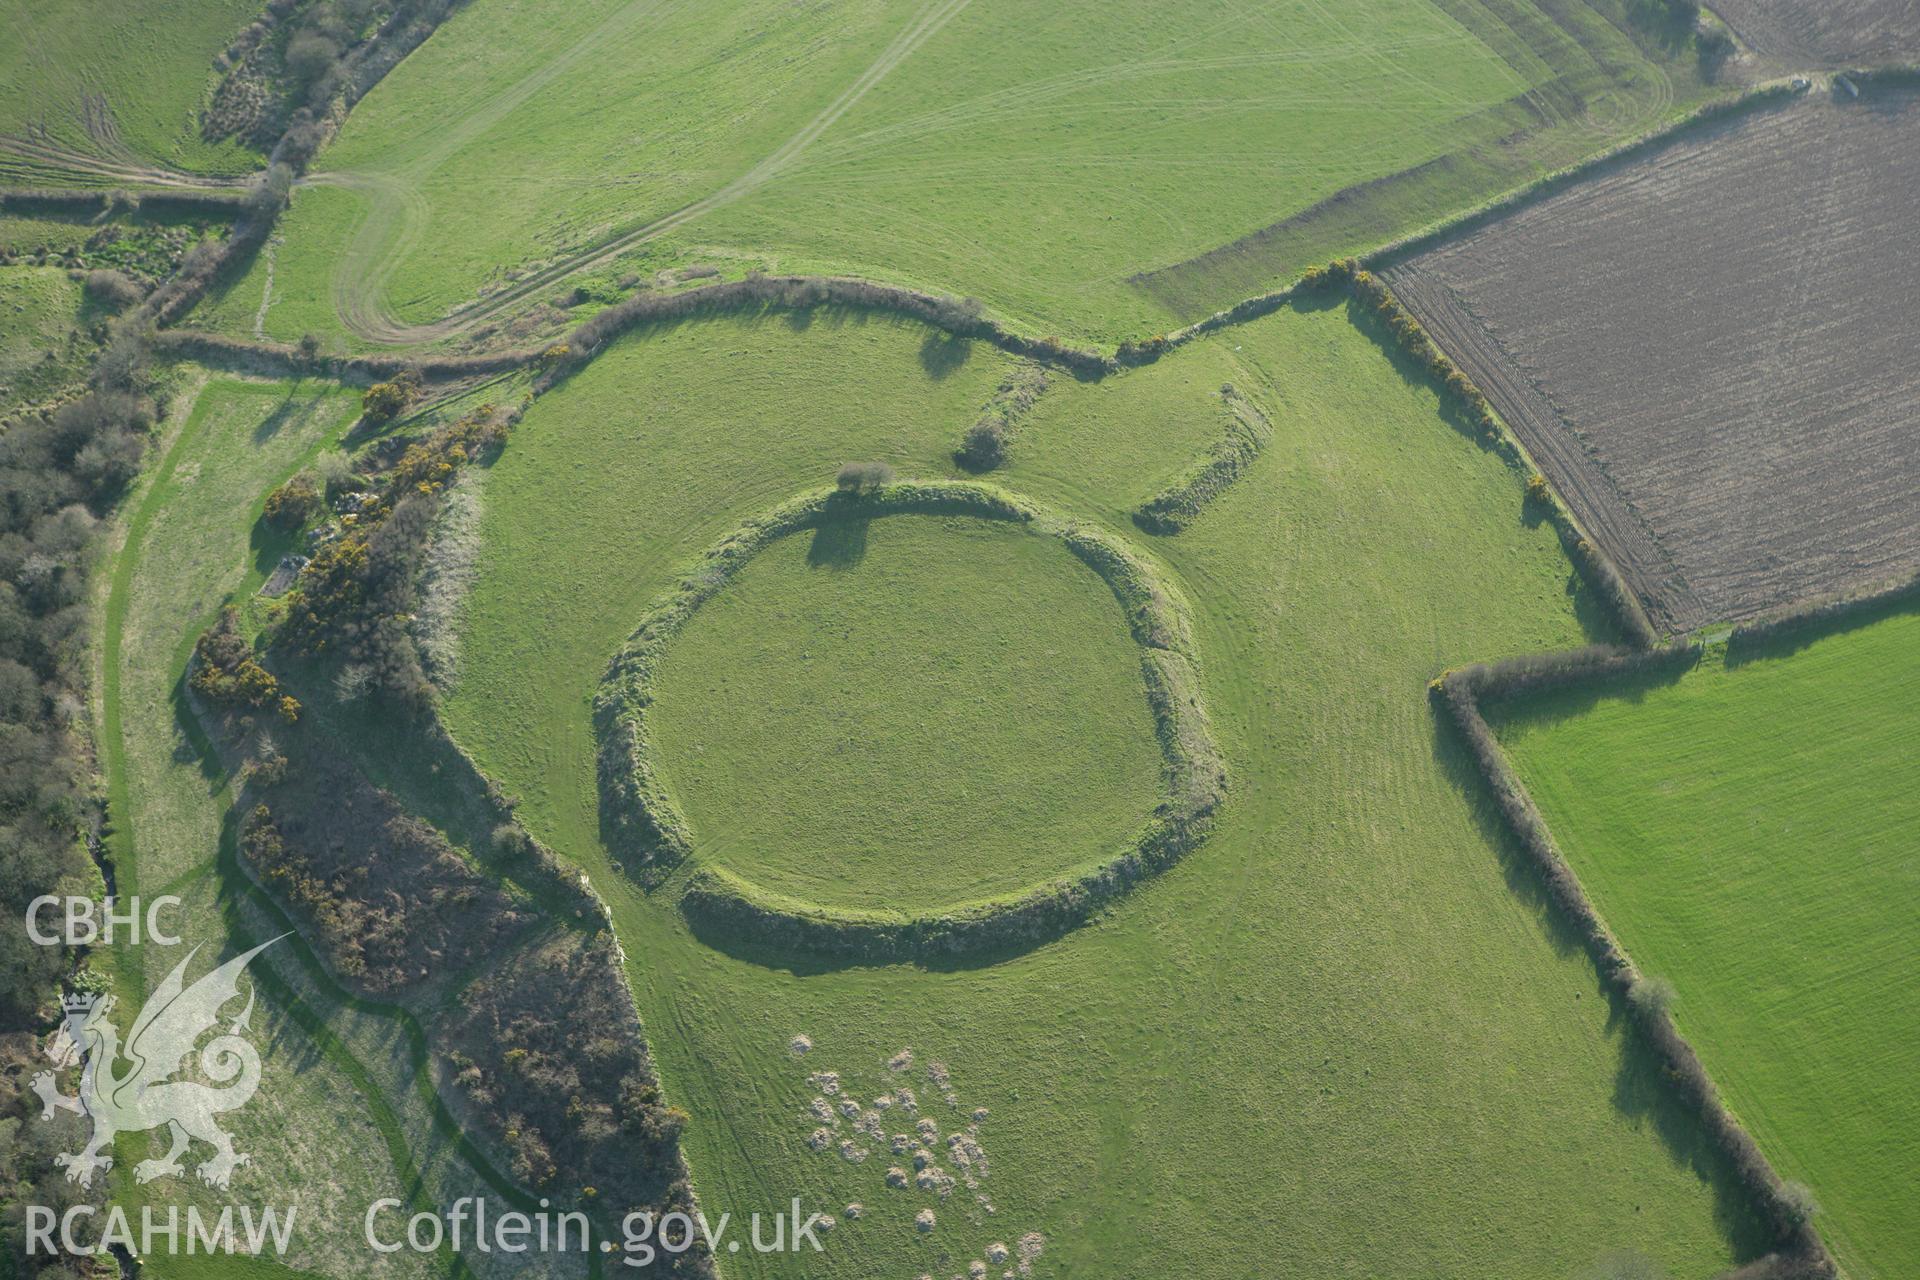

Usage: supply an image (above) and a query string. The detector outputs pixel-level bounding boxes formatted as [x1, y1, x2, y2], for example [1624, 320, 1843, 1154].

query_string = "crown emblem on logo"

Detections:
[37, 939, 284, 1191]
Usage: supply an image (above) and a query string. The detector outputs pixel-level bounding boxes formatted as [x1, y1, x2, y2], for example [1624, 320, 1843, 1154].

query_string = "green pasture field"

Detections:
[0, 0, 261, 178]
[0, 215, 97, 255]
[195, 0, 912, 342]
[442, 302, 1767, 1278]
[0, 265, 93, 412]
[204, 0, 1714, 348]
[93, 374, 534, 1278]
[1493, 611, 1920, 1279]
[647, 512, 1168, 914]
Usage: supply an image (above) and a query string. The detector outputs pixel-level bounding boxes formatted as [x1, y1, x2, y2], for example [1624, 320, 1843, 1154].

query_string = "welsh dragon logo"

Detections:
[32, 938, 283, 1190]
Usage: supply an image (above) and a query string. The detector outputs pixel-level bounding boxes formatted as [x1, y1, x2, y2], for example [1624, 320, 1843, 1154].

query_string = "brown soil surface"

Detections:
[1712, 1, 1920, 67]
[1385, 90, 1920, 633]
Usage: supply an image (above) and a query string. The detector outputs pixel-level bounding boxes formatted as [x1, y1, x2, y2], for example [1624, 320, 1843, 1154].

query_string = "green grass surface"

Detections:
[206, 0, 1712, 346]
[1494, 613, 1920, 1279]
[649, 512, 1166, 913]
[0, 265, 94, 413]
[443, 303, 1763, 1278]
[0, 0, 261, 177]
[0, 215, 97, 254]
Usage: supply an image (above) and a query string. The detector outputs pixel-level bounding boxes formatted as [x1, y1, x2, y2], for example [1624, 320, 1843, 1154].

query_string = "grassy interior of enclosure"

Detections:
[0, 0, 262, 178]
[206, 0, 1713, 348]
[648, 513, 1167, 914]
[1493, 611, 1920, 1280]
[443, 304, 1766, 1278]
[95, 375, 527, 1279]
[0, 266, 94, 413]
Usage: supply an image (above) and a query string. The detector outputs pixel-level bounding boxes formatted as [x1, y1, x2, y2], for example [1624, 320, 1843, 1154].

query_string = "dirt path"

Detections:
[325, 0, 973, 346]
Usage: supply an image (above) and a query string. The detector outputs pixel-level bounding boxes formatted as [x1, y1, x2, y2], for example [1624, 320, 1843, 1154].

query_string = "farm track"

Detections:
[326, 0, 974, 345]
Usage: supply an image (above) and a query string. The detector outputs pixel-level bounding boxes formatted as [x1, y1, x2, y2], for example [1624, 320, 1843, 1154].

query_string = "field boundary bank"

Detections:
[125, 0, 467, 330]
[160, 259, 1660, 648]
[1427, 610, 1920, 1278]
[25, 53, 1891, 381]
[113, 65, 1807, 374]
[1377, 260, 1696, 634]
[125, 76, 1834, 391]
[593, 480, 1225, 967]
[1132, 383, 1274, 534]
[1377, 72, 1920, 637]
[155, 273, 1119, 382]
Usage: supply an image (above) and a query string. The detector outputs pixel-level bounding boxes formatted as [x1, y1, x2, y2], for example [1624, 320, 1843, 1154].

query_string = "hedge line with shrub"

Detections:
[1725, 570, 1920, 660]
[0, 189, 250, 220]
[150, 270, 1116, 386]
[558, 272, 1115, 380]
[1432, 650, 1835, 1277]
[150, 328, 529, 383]
[134, 0, 462, 333]
[1133, 383, 1273, 534]
[595, 480, 1225, 962]
[1325, 258, 1658, 645]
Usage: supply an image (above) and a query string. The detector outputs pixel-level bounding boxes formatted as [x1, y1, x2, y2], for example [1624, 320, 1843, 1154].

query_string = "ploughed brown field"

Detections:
[1383, 89, 1920, 634]
[1713, 0, 1920, 66]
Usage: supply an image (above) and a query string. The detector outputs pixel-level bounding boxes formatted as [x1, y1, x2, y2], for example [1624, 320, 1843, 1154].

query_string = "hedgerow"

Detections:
[1432, 652, 1836, 1275]
[0, 189, 249, 221]
[595, 481, 1225, 960]
[558, 273, 1115, 381]
[1336, 259, 1658, 646]
[148, 328, 530, 383]
[1726, 570, 1920, 661]
[136, 0, 464, 333]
